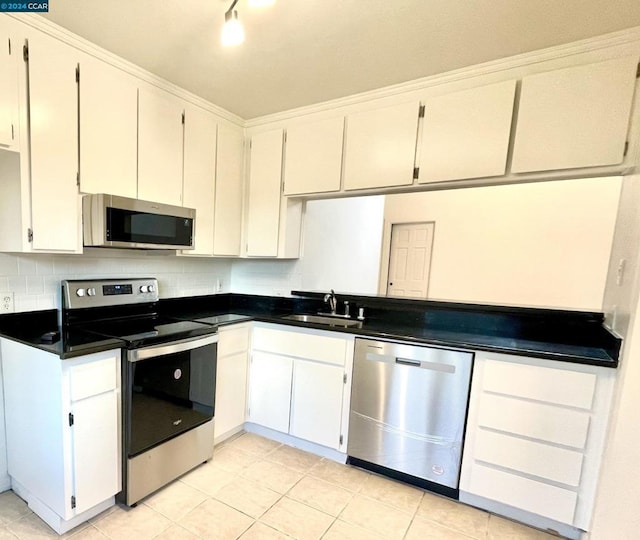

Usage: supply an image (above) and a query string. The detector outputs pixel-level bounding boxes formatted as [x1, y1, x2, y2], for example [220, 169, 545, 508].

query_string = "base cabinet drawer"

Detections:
[466, 464, 577, 524]
[474, 429, 584, 486]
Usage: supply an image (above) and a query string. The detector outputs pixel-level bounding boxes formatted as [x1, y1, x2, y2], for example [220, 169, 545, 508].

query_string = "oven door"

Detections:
[124, 334, 217, 458]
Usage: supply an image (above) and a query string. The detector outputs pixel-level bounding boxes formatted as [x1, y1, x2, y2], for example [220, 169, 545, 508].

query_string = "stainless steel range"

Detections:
[61, 278, 218, 506]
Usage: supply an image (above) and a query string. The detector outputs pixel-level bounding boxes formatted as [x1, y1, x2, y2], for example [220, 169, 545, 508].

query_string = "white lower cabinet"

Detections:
[0, 339, 121, 534]
[460, 352, 615, 536]
[248, 324, 354, 452]
[214, 324, 250, 441]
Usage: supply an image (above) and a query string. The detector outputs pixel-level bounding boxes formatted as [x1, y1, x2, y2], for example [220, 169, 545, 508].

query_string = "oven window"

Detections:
[127, 343, 216, 457]
[106, 207, 193, 247]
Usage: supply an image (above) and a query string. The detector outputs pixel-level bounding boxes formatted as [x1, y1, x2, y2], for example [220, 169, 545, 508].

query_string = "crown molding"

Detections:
[8, 13, 245, 127]
[246, 25, 640, 128]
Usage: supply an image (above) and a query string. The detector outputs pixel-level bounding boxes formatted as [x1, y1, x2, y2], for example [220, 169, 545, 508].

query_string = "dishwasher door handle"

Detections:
[395, 357, 421, 367]
[365, 352, 457, 373]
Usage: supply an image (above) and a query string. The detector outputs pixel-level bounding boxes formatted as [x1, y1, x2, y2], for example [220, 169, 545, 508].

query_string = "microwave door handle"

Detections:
[129, 334, 218, 362]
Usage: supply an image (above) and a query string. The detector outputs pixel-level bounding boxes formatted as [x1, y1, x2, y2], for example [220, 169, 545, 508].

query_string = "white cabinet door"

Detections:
[213, 122, 244, 256]
[0, 17, 19, 150]
[343, 101, 420, 190]
[248, 351, 292, 433]
[418, 81, 516, 183]
[290, 360, 345, 449]
[511, 56, 638, 173]
[215, 350, 249, 439]
[138, 85, 184, 206]
[78, 54, 137, 198]
[283, 116, 344, 195]
[246, 129, 283, 256]
[183, 104, 217, 256]
[27, 31, 80, 252]
[71, 390, 120, 514]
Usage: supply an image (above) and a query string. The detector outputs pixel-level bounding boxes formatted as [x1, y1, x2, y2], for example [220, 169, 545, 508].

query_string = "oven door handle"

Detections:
[128, 334, 218, 362]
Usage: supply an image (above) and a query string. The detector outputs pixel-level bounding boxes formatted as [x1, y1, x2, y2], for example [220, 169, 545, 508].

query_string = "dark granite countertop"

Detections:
[0, 293, 621, 366]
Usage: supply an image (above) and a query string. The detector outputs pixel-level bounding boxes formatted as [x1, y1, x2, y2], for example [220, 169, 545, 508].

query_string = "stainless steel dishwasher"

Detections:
[348, 338, 473, 496]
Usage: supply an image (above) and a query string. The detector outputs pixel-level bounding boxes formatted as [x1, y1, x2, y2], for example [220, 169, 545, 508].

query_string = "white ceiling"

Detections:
[42, 0, 640, 120]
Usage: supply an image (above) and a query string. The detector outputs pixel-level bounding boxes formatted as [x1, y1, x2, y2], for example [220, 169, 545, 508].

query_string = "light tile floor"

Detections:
[0, 433, 562, 539]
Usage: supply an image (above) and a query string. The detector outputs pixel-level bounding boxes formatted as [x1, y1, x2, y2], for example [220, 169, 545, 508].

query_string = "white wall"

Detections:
[230, 196, 386, 295]
[382, 177, 622, 310]
[590, 174, 640, 537]
[0, 250, 232, 312]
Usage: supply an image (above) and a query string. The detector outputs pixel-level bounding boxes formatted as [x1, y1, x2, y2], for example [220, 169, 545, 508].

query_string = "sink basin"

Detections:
[281, 314, 363, 328]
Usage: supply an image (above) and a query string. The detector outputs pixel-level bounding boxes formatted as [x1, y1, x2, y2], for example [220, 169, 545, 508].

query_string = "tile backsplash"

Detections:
[0, 250, 232, 312]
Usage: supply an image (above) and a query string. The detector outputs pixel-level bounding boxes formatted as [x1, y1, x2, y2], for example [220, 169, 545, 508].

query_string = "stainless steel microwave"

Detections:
[83, 194, 195, 250]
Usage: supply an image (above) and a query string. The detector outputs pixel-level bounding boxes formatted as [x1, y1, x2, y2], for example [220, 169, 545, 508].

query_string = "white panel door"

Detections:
[248, 351, 292, 433]
[343, 101, 420, 190]
[183, 104, 217, 256]
[213, 122, 244, 256]
[246, 129, 283, 257]
[290, 360, 344, 449]
[283, 116, 344, 195]
[0, 17, 19, 149]
[419, 80, 516, 182]
[387, 222, 434, 298]
[78, 54, 137, 198]
[71, 391, 120, 514]
[138, 85, 184, 206]
[511, 56, 638, 173]
[214, 350, 249, 439]
[27, 31, 80, 252]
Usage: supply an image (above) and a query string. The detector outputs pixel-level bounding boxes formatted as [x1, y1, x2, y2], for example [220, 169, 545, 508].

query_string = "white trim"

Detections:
[8, 13, 244, 127]
[246, 25, 640, 127]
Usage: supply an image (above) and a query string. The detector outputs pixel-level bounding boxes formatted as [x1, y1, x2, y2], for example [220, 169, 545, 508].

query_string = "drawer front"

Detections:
[70, 356, 118, 401]
[218, 325, 250, 357]
[478, 393, 590, 449]
[474, 429, 584, 486]
[253, 327, 347, 366]
[466, 463, 577, 524]
[483, 359, 596, 409]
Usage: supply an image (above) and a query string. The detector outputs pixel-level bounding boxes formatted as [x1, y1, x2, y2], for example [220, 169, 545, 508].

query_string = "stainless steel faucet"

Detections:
[323, 289, 337, 314]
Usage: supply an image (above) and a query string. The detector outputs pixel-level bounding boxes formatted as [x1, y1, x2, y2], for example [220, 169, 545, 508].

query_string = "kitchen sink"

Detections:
[281, 314, 363, 328]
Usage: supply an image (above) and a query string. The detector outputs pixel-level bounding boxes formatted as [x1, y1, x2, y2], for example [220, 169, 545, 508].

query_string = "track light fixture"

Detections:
[221, 0, 275, 47]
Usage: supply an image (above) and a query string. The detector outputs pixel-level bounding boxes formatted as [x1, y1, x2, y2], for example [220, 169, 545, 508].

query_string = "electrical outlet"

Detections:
[1, 292, 14, 313]
[215, 279, 222, 293]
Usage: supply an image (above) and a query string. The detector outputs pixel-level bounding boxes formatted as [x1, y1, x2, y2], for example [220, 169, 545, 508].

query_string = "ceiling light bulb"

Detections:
[248, 0, 275, 7]
[221, 10, 245, 47]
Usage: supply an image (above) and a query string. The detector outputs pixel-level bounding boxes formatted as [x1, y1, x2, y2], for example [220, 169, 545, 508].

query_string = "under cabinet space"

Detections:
[418, 80, 516, 183]
[78, 53, 138, 198]
[283, 116, 344, 195]
[511, 56, 639, 173]
[138, 84, 185, 206]
[343, 101, 421, 190]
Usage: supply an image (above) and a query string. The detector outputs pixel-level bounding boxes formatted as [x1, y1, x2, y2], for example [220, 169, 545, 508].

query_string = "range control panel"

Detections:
[62, 278, 159, 309]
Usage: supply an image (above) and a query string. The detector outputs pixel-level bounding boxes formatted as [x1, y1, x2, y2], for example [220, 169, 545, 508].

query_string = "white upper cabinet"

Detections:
[343, 101, 420, 190]
[138, 84, 185, 206]
[0, 16, 19, 150]
[511, 57, 638, 173]
[27, 30, 81, 252]
[213, 122, 244, 256]
[283, 116, 344, 195]
[78, 53, 137, 198]
[246, 128, 283, 257]
[182, 104, 217, 256]
[418, 81, 517, 183]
